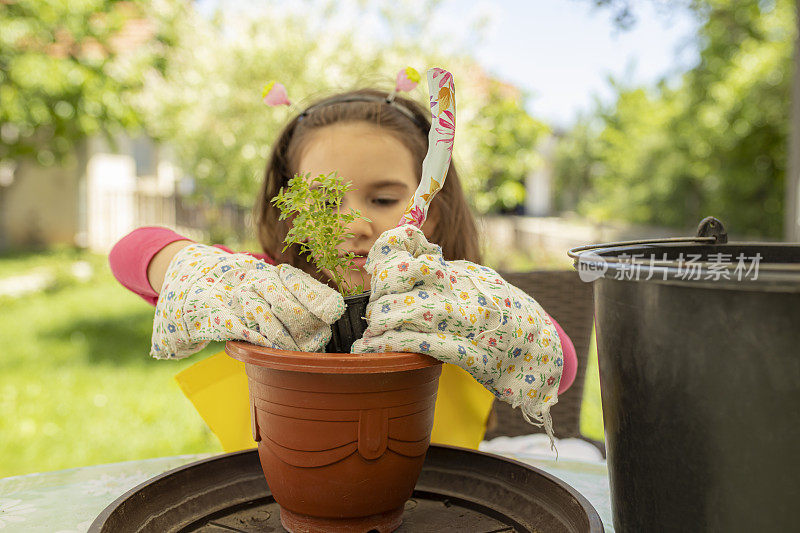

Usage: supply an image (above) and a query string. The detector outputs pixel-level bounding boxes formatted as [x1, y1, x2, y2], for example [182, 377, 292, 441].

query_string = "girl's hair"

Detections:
[254, 88, 482, 278]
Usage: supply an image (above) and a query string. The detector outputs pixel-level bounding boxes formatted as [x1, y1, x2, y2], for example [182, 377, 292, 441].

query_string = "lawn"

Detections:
[0, 247, 602, 478]
[0, 249, 224, 477]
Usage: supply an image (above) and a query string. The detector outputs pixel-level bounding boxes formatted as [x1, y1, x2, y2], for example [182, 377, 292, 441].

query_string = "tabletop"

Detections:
[0, 451, 613, 532]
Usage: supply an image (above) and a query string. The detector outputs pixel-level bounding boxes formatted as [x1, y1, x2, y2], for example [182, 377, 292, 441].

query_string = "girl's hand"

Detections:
[352, 226, 564, 431]
[151, 244, 344, 359]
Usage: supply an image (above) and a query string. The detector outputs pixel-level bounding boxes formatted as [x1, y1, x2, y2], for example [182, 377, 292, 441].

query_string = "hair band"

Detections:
[297, 94, 428, 131]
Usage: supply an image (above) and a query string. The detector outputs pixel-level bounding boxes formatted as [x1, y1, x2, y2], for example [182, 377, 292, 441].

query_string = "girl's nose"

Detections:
[341, 195, 373, 241]
[347, 210, 373, 240]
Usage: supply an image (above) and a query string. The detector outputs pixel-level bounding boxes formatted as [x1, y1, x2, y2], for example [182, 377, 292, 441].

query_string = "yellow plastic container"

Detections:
[175, 350, 495, 452]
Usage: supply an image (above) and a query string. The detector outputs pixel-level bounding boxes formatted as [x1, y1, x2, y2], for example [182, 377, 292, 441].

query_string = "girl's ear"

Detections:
[422, 203, 439, 241]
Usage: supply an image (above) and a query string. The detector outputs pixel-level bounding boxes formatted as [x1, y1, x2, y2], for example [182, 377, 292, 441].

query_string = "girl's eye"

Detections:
[373, 198, 399, 206]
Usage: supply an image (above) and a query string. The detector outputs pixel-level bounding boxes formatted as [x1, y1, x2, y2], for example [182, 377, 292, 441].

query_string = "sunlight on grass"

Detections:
[0, 368, 220, 476]
[0, 250, 223, 477]
[580, 332, 604, 441]
[482, 243, 572, 272]
[0, 246, 88, 278]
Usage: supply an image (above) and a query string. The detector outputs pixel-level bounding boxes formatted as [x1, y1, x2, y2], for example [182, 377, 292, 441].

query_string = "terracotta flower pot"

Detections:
[225, 341, 443, 533]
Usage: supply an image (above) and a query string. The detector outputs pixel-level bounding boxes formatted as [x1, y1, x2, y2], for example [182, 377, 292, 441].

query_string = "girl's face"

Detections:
[297, 121, 431, 290]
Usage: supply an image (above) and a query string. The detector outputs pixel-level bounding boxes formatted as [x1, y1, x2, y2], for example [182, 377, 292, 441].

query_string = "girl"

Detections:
[110, 87, 577, 448]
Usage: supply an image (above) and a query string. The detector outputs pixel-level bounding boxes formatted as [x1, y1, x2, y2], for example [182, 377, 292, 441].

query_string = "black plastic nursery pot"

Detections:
[326, 291, 370, 353]
[570, 218, 800, 532]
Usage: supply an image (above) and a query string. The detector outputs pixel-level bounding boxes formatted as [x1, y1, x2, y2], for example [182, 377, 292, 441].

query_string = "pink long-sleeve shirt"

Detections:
[109, 227, 577, 393]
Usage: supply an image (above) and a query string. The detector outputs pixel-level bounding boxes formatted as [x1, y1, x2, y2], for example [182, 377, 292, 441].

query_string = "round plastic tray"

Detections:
[90, 445, 603, 532]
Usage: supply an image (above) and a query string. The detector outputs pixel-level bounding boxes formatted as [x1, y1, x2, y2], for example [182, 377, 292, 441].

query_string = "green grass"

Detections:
[580, 334, 604, 441]
[0, 249, 223, 477]
[0, 246, 86, 278]
[0, 247, 603, 478]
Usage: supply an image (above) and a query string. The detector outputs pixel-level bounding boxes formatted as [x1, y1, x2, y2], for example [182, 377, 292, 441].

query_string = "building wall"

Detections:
[525, 135, 556, 217]
[85, 153, 137, 251]
[0, 136, 182, 252]
[0, 153, 83, 249]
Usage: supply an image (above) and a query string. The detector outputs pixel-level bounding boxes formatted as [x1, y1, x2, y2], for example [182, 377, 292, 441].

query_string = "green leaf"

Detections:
[273, 172, 368, 296]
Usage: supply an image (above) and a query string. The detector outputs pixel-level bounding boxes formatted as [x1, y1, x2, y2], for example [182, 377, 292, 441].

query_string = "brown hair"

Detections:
[254, 88, 481, 279]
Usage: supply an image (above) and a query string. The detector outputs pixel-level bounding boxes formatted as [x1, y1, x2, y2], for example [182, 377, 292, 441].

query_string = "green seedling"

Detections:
[272, 172, 370, 296]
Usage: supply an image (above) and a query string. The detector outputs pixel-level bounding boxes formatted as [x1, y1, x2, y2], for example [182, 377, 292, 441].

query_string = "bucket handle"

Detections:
[567, 217, 728, 260]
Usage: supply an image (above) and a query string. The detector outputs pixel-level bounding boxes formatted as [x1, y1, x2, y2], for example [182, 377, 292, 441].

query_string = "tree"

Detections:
[789, 0, 800, 241]
[554, 0, 795, 238]
[0, 0, 181, 165]
[466, 81, 549, 214]
[0, 0, 183, 247]
[552, 118, 602, 214]
[583, 0, 693, 30]
[140, 1, 549, 222]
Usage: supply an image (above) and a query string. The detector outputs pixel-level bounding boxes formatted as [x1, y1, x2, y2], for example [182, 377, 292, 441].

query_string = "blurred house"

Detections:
[0, 137, 184, 252]
[0, 3, 194, 253]
[525, 134, 557, 217]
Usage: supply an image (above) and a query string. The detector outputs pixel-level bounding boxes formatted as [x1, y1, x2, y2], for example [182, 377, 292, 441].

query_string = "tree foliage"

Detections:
[555, 0, 795, 237]
[468, 81, 549, 214]
[584, 0, 691, 30]
[1, 0, 552, 223]
[139, 1, 548, 214]
[0, 0, 181, 165]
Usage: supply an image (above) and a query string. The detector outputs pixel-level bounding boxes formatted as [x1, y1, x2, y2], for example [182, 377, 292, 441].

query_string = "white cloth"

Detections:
[480, 434, 605, 462]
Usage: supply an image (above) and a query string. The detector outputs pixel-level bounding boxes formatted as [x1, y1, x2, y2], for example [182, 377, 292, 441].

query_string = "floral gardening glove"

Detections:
[352, 226, 564, 438]
[151, 244, 344, 359]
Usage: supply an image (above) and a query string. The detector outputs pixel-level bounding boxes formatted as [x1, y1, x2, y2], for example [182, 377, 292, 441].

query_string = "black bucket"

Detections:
[325, 291, 370, 353]
[570, 218, 800, 532]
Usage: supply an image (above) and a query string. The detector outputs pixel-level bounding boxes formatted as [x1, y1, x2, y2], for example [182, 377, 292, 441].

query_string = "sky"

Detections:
[198, 0, 701, 127]
[445, 0, 700, 126]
